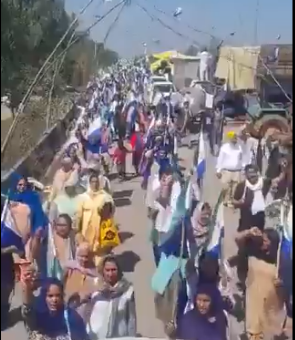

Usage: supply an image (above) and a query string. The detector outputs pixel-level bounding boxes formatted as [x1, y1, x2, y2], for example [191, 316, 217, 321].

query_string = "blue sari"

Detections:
[176, 284, 228, 340]
[23, 278, 88, 340]
[8, 173, 48, 235]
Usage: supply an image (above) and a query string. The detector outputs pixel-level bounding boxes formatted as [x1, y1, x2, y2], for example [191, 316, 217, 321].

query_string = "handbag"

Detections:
[99, 219, 120, 249]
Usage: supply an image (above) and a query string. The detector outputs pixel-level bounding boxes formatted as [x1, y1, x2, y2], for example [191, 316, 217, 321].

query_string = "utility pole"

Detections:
[254, 0, 260, 44]
[93, 42, 97, 74]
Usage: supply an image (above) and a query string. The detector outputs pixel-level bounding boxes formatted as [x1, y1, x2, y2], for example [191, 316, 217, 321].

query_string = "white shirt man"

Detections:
[216, 135, 244, 206]
[216, 142, 243, 173]
[238, 125, 258, 166]
[199, 50, 212, 81]
[110, 100, 118, 114]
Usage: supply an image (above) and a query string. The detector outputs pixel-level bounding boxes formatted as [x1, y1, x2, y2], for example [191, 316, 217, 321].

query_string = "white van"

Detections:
[149, 81, 177, 104]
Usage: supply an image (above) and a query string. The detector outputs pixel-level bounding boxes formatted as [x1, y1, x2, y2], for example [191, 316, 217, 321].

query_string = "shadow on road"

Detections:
[114, 198, 132, 207]
[109, 173, 136, 182]
[113, 189, 133, 208]
[119, 231, 134, 243]
[274, 333, 290, 340]
[116, 250, 141, 273]
[113, 189, 133, 199]
[108, 173, 118, 181]
[1, 306, 22, 331]
[239, 333, 247, 340]
[230, 293, 245, 322]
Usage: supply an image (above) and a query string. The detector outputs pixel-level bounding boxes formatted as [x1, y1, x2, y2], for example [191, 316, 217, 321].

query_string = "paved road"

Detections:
[1, 127, 291, 339]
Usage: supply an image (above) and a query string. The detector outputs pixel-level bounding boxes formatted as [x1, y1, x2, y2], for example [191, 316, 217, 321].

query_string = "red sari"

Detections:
[130, 132, 144, 169]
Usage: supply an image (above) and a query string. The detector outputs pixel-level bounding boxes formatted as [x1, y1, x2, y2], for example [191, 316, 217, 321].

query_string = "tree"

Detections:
[1, 0, 119, 168]
[63, 37, 118, 87]
[1, 0, 119, 103]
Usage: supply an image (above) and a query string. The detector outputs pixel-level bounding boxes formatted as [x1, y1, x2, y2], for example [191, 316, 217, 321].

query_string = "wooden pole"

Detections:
[254, 0, 260, 44]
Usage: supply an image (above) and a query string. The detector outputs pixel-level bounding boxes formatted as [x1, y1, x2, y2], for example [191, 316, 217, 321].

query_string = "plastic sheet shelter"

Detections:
[150, 59, 172, 72]
[150, 51, 187, 73]
[152, 51, 178, 60]
[150, 51, 176, 72]
[215, 46, 261, 91]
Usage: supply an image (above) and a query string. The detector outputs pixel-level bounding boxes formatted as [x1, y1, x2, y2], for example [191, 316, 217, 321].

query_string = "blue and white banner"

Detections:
[195, 129, 206, 180]
[206, 195, 224, 258]
[278, 202, 293, 317]
[1, 198, 24, 252]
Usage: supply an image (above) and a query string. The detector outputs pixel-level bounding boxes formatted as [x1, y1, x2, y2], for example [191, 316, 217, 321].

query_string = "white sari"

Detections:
[86, 281, 136, 339]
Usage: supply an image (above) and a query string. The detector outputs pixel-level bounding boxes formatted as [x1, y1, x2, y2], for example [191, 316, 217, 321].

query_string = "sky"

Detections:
[65, 0, 293, 58]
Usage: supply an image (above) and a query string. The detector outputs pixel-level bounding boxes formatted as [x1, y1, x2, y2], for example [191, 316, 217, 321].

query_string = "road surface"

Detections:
[1, 127, 291, 339]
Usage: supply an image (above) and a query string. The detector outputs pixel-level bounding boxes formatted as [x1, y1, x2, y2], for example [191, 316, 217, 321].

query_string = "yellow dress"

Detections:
[76, 190, 116, 266]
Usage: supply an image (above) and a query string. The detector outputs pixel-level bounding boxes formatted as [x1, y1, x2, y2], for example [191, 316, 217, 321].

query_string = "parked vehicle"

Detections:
[149, 81, 177, 105]
[150, 75, 167, 84]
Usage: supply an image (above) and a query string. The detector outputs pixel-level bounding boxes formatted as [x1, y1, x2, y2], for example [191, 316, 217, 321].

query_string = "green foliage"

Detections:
[1, 0, 119, 169]
[1, 0, 119, 106]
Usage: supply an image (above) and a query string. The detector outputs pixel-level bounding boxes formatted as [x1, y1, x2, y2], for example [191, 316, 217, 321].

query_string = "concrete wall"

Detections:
[1, 104, 13, 121]
[1, 104, 79, 192]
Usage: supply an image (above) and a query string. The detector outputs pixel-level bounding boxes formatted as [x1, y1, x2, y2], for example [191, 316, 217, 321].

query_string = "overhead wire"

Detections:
[103, 1, 127, 44]
[137, 2, 200, 47]
[92, 0, 127, 65]
[1, 0, 98, 156]
[151, 3, 215, 40]
[45, 30, 77, 132]
[41, 0, 125, 79]
[46, 1, 127, 134]
[156, 1, 292, 102]
[136, 1, 261, 72]
[1, 0, 125, 157]
[258, 55, 292, 103]
[137, 0, 292, 103]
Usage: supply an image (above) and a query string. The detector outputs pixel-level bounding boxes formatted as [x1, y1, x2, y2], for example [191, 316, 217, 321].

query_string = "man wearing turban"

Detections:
[216, 131, 244, 207]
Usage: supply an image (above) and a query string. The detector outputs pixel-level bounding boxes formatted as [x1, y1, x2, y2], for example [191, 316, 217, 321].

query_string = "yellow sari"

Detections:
[76, 190, 118, 266]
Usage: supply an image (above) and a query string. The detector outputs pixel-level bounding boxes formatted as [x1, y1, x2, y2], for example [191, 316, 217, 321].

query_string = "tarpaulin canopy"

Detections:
[150, 51, 188, 72]
[215, 46, 261, 91]
[150, 59, 173, 72]
[152, 51, 178, 60]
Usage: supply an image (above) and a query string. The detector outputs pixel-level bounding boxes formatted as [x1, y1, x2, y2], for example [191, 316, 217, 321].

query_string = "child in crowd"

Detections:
[113, 139, 128, 179]
[130, 124, 144, 175]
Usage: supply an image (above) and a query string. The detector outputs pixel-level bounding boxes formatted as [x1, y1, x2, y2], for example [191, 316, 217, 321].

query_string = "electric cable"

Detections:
[1, 0, 98, 156]
[137, 0, 292, 103]
[1, 0, 125, 156]
[140, 0, 292, 103]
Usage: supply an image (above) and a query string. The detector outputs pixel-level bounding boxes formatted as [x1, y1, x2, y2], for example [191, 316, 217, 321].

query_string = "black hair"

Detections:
[199, 252, 220, 283]
[159, 165, 173, 179]
[263, 228, 280, 261]
[117, 138, 124, 148]
[89, 172, 99, 182]
[57, 214, 72, 227]
[245, 164, 259, 173]
[201, 202, 211, 211]
[101, 255, 123, 278]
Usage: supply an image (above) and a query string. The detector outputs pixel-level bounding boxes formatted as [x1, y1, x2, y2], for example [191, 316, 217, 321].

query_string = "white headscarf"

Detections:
[245, 177, 265, 215]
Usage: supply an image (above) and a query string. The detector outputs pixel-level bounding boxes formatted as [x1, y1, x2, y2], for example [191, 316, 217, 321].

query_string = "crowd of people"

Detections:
[1, 61, 293, 340]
